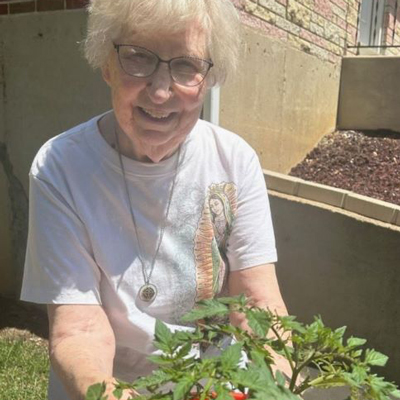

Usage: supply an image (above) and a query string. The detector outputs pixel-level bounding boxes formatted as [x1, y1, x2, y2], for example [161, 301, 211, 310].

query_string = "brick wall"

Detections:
[235, 0, 363, 63]
[0, 0, 88, 15]
[1, 0, 399, 58]
[382, 0, 400, 55]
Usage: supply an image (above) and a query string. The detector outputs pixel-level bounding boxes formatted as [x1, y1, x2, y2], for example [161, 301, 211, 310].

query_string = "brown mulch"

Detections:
[289, 129, 400, 206]
[0, 296, 48, 344]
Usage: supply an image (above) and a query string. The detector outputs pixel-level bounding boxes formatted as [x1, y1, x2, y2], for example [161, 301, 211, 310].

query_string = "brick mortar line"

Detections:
[244, 8, 351, 57]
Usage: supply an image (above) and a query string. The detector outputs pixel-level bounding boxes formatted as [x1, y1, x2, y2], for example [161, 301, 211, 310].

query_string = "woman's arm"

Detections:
[48, 304, 135, 400]
[228, 263, 288, 323]
[228, 263, 292, 378]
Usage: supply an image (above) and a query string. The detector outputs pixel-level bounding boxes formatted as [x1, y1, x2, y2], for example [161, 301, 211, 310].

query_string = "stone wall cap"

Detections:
[263, 169, 399, 226]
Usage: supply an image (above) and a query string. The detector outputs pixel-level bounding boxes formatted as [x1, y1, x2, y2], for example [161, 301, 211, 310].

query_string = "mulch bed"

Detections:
[289, 130, 400, 206]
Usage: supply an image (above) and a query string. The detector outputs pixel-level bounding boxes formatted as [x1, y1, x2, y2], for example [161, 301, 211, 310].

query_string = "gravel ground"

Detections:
[289, 130, 400, 206]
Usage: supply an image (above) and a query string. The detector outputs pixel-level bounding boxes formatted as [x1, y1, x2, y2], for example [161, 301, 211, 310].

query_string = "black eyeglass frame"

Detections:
[113, 43, 214, 87]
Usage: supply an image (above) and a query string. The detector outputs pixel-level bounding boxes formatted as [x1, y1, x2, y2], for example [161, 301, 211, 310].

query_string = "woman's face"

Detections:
[102, 25, 209, 162]
[210, 197, 224, 217]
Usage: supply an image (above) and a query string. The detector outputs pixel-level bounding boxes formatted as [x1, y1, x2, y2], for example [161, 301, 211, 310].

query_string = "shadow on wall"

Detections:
[337, 56, 400, 133]
[270, 192, 400, 385]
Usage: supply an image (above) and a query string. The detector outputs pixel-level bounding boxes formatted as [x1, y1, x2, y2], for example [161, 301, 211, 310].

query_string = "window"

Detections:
[358, 0, 386, 53]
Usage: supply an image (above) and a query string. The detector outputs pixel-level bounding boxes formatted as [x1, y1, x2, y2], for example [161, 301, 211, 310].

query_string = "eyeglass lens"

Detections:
[117, 45, 211, 86]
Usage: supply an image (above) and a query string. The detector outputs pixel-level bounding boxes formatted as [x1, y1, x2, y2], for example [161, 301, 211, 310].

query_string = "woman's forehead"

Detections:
[119, 24, 209, 58]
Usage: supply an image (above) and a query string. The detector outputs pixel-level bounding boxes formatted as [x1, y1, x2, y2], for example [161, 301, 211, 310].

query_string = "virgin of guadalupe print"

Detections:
[194, 182, 237, 301]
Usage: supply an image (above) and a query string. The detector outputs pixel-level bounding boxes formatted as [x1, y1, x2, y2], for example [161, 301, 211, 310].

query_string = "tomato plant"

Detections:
[86, 296, 400, 400]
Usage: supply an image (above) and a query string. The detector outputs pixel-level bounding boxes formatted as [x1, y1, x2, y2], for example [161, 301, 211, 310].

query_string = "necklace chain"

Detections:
[114, 128, 181, 301]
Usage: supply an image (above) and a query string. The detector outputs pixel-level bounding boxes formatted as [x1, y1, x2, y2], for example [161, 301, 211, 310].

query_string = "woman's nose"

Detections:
[146, 63, 173, 104]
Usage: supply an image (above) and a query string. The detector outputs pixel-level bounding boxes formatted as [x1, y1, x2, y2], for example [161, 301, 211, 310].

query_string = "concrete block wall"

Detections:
[263, 172, 400, 384]
[268, 188, 400, 385]
[0, 10, 111, 297]
[337, 56, 400, 132]
[220, 24, 341, 173]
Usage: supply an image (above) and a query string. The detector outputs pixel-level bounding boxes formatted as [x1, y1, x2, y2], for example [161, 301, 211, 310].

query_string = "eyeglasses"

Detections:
[113, 44, 213, 87]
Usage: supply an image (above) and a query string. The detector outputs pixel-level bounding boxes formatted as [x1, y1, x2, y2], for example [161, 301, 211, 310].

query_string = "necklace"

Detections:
[114, 129, 181, 302]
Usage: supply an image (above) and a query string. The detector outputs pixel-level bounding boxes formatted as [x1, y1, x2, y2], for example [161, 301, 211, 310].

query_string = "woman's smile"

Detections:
[139, 107, 174, 120]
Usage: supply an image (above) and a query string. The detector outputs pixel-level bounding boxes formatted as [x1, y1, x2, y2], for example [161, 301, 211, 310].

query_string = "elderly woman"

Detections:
[21, 0, 289, 399]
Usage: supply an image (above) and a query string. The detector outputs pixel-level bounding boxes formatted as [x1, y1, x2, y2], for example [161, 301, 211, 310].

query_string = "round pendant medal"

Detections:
[139, 284, 157, 302]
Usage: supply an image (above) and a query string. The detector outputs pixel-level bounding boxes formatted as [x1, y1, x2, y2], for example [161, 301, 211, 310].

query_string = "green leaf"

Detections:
[347, 337, 367, 348]
[246, 310, 271, 338]
[349, 365, 368, 384]
[181, 300, 229, 322]
[220, 342, 243, 370]
[215, 389, 232, 400]
[365, 349, 388, 367]
[334, 326, 347, 337]
[85, 382, 107, 400]
[213, 383, 232, 400]
[176, 342, 193, 359]
[218, 294, 247, 306]
[113, 387, 123, 399]
[147, 354, 175, 366]
[391, 389, 400, 398]
[153, 341, 173, 353]
[368, 374, 399, 396]
[250, 348, 273, 368]
[155, 320, 173, 348]
[278, 315, 306, 333]
[173, 377, 193, 400]
[232, 368, 265, 390]
[138, 370, 173, 389]
[275, 370, 286, 386]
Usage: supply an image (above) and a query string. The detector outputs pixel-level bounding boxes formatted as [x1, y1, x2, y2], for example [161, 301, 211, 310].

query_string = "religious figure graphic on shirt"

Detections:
[194, 182, 237, 301]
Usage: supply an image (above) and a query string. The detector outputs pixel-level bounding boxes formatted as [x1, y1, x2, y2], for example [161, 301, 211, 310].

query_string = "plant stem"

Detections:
[269, 324, 294, 372]
[290, 348, 317, 391]
[199, 376, 214, 400]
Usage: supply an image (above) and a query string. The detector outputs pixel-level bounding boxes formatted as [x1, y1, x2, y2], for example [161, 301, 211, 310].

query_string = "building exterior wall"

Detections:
[382, 0, 400, 55]
[0, 0, 87, 15]
[234, 0, 361, 61]
[0, 0, 397, 56]
[219, 0, 352, 172]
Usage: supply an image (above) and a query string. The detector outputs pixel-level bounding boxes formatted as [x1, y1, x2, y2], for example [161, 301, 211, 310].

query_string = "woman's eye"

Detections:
[173, 59, 200, 74]
[122, 50, 153, 64]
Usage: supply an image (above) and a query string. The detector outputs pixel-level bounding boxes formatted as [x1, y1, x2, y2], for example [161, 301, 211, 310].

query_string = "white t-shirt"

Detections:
[21, 113, 277, 399]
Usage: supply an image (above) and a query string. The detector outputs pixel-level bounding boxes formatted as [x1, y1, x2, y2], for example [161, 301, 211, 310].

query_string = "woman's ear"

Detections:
[101, 61, 112, 87]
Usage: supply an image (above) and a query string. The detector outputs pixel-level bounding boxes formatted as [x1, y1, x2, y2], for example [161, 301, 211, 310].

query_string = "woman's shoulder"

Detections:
[194, 119, 257, 157]
[30, 113, 104, 178]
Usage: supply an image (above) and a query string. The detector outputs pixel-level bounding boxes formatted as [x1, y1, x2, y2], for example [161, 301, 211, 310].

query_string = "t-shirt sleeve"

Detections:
[226, 152, 277, 271]
[20, 174, 102, 304]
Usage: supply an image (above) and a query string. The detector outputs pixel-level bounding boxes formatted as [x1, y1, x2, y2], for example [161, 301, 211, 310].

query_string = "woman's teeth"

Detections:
[142, 108, 171, 119]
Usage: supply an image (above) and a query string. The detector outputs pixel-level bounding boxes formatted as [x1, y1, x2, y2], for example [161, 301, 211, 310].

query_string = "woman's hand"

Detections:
[103, 379, 139, 400]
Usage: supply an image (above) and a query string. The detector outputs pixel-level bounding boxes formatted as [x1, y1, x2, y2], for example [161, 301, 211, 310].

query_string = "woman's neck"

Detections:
[97, 113, 181, 163]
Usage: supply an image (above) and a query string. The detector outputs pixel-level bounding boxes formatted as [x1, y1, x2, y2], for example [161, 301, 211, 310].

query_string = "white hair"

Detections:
[84, 0, 241, 85]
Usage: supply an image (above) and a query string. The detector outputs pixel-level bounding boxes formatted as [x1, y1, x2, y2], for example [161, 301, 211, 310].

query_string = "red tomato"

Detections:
[191, 391, 247, 400]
